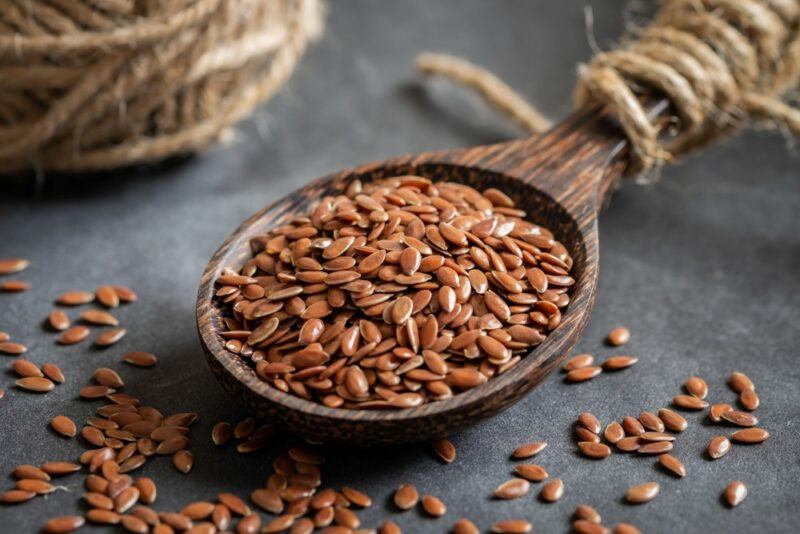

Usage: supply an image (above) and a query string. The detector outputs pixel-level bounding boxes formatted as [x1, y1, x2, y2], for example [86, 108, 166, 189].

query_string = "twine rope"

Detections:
[0, 0, 324, 173]
[418, 0, 800, 177]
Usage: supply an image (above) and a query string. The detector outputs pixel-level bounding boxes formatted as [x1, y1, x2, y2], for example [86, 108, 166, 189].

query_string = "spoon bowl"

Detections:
[197, 103, 655, 445]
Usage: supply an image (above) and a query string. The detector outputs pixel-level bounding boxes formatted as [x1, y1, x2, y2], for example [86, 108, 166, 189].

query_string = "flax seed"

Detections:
[739, 389, 759, 411]
[491, 519, 532, 533]
[540, 478, 563, 502]
[453, 518, 479, 534]
[16, 376, 55, 392]
[393, 484, 419, 510]
[432, 438, 456, 463]
[57, 291, 95, 306]
[684, 376, 708, 399]
[421, 494, 446, 516]
[729, 372, 754, 393]
[0, 341, 27, 355]
[658, 408, 687, 432]
[578, 412, 601, 433]
[607, 327, 630, 346]
[601, 356, 638, 371]
[615, 437, 641, 452]
[578, 442, 611, 458]
[720, 410, 758, 427]
[566, 366, 602, 382]
[58, 326, 90, 345]
[513, 464, 548, 482]
[512, 442, 547, 459]
[709, 403, 733, 422]
[724, 481, 747, 507]
[51, 415, 78, 437]
[43, 516, 85, 533]
[95, 328, 127, 347]
[658, 454, 686, 477]
[708, 436, 731, 459]
[625, 482, 659, 504]
[81, 309, 119, 326]
[731, 428, 770, 443]
[574, 504, 601, 523]
[604, 422, 625, 443]
[48, 310, 71, 331]
[493, 478, 530, 499]
[672, 395, 708, 410]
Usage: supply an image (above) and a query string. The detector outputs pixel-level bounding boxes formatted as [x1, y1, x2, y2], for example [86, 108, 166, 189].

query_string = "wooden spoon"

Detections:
[197, 99, 668, 445]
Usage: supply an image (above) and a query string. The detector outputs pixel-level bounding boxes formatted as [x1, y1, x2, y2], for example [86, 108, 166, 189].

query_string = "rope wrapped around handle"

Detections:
[418, 0, 800, 177]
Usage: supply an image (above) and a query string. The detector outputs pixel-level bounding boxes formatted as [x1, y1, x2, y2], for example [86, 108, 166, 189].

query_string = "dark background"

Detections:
[2, 1, 799, 532]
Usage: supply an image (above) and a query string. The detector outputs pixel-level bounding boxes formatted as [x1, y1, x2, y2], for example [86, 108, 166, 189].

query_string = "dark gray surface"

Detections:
[1, 1, 799, 532]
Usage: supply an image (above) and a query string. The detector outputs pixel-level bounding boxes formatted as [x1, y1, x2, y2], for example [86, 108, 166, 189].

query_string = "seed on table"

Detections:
[614, 524, 641, 534]
[0, 280, 30, 292]
[94, 367, 125, 388]
[42, 363, 65, 383]
[84, 491, 114, 510]
[638, 412, 664, 432]
[12, 358, 43, 378]
[607, 326, 630, 346]
[41, 462, 81, 476]
[48, 310, 71, 331]
[432, 437, 456, 463]
[658, 408, 687, 432]
[80, 385, 115, 399]
[739, 389, 759, 411]
[182, 501, 216, 519]
[17, 479, 55, 494]
[342, 486, 372, 508]
[173, 451, 194, 473]
[731, 428, 770, 443]
[95, 328, 127, 347]
[512, 441, 547, 459]
[601, 356, 638, 371]
[578, 441, 611, 459]
[56, 291, 95, 306]
[236, 513, 261, 534]
[452, 518, 479, 534]
[96, 286, 120, 308]
[421, 494, 446, 516]
[491, 519, 533, 533]
[51, 415, 78, 437]
[134, 477, 157, 504]
[709, 403, 733, 422]
[724, 481, 748, 507]
[160, 513, 193, 531]
[573, 520, 610, 534]
[513, 464, 548, 482]
[493, 478, 530, 499]
[0, 332, 7, 342]
[622, 416, 644, 436]
[218, 492, 250, 516]
[0, 489, 36, 504]
[43, 516, 85, 533]
[625, 482, 659, 504]
[672, 395, 708, 410]
[574, 504, 601, 523]
[684, 376, 708, 399]
[0, 258, 29, 275]
[615, 437, 641, 452]
[563, 353, 594, 372]
[0, 388, 4, 400]
[729, 372, 754, 393]
[540, 478, 564, 502]
[603, 422, 624, 443]
[708, 436, 732, 459]
[212, 422, 233, 445]
[576, 427, 600, 443]
[122, 352, 158, 367]
[578, 412, 602, 433]
[658, 454, 686, 477]
[112, 285, 138, 303]
[566, 366, 602, 382]
[81, 309, 119, 326]
[58, 326, 90, 345]
[14, 464, 50, 481]
[639, 432, 675, 442]
[394, 484, 419, 510]
[0, 341, 27, 355]
[86, 509, 121, 524]
[16, 376, 55, 392]
[720, 410, 758, 427]
[638, 442, 673, 454]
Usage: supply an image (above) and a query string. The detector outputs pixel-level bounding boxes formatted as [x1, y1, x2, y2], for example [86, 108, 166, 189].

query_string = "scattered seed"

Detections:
[16, 376, 55, 392]
[709, 403, 734, 422]
[563, 353, 594, 372]
[573, 520, 609, 534]
[43, 516, 85, 533]
[607, 327, 630, 346]
[637, 442, 673, 454]
[731, 428, 770, 443]
[540, 478, 564, 502]
[493, 478, 530, 499]
[0, 341, 27, 355]
[708, 436, 732, 459]
[657, 408, 687, 432]
[1, 280, 30, 292]
[94, 367, 125, 388]
[615, 437, 641, 452]
[491, 519, 532, 533]
[0, 258, 29, 275]
[739, 389, 759, 411]
[0, 490, 36, 504]
[566, 366, 602, 382]
[14, 465, 50, 481]
[638, 412, 664, 432]
[625, 482, 659, 504]
[81, 309, 119, 326]
[658, 454, 686, 477]
[211, 422, 233, 445]
[574, 504, 601, 523]
[12, 358, 42, 378]
[173, 450, 194, 473]
[48, 310, 70, 331]
[601, 356, 638, 371]
[41, 462, 80, 476]
[453, 518, 480, 534]
[729, 372, 754, 393]
[342, 486, 372, 508]
[512, 442, 547, 459]
[58, 326, 90, 345]
[672, 395, 708, 410]
[421, 494, 446, 516]
[432, 438, 456, 463]
[97, 286, 120, 308]
[57, 291, 95, 306]
[720, 410, 758, 427]
[724, 480, 748, 507]
[122, 352, 158, 367]
[614, 523, 641, 534]
[394, 484, 419, 510]
[51, 415, 78, 437]
[578, 441, 611, 459]
[684, 376, 708, 399]
[95, 328, 127, 347]
[604, 422, 625, 443]
[513, 464, 548, 482]
[622, 416, 644, 436]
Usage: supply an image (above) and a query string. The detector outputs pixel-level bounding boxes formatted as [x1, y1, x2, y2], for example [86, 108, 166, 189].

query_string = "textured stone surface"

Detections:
[1, 1, 798, 532]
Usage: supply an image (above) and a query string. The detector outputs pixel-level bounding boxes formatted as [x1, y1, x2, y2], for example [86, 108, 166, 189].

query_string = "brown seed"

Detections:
[493, 478, 530, 499]
[237, 513, 261, 534]
[0, 258, 29, 275]
[58, 325, 90, 345]
[135, 477, 157, 504]
[724, 481, 748, 507]
[573, 521, 609, 534]
[113, 285, 138, 302]
[95, 328, 127, 347]
[211, 422, 233, 445]
[41, 462, 81, 476]
[42, 363, 65, 383]
[601, 356, 638, 371]
[512, 441, 547, 459]
[0, 341, 27, 355]
[16, 376, 55, 392]
[566, 366, 602, 382]
[12, 358, 42, 378]
[120, 515, 148, 533]
[0, 489, 36, 504]
[637, 442, 673, 454]
[57, 291, 95, 306]
[740, 388, 760, 411]
[614, 524, 641, 534]
[97, 286, 120, 308]
[394, 484, 419, 510]
[513, 464, 548, 482]
[80, 385, 115, 399]
[182, 501, 216, 519]
[563, 353, 594, 371]
[684, 376, 708, 399]
[615, 437, 641, 452]
[720, 410, 758, 427]
[604, 422, 625, 443]
[263, 514, 295, 533]
[43, 516, 85, 533]
[540, 478, 564, 502]
[729, 372, 754, 393]
[342, 486, 372, 508]
[638, 412, 664, 432]
[658, 408, 687, 432]
[708, 436, 732, 459]
[122, 351, 158, 367]
[48, 310, 71, 331]
[17, 479, 55, 494]
[574, 504, 601, 523]
[731, 428, 770, 443]
[86, 509, 121, 524]
[14, 464, 50, 481]
[94, 367, 125, 388]
[432, 438, 456, 463]
[709, 403, 734, 422]
[578, 442, 611, 459]
[421, 494, 446, 516]
[658, 454, 686, 477]
[51, 415, 78, 437]
[491, 519, 532, 533]
[173, 450, 194, 473]
[672, 395, 708, 410]
[625, 482, 659, 504]
[252, 488, 284, 514]
[0, 279, 29, 291]
[81, 309, 119, 326]
[578, 412, 601, 433]
[607, 326, 630, 346]
[639, 432, 675, 442]
[621, 416, 644, 436]
[453, 518, 479, 534]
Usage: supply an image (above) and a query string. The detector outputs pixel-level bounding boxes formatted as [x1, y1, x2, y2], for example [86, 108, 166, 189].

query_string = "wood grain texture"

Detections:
[196, 101, 665, 446]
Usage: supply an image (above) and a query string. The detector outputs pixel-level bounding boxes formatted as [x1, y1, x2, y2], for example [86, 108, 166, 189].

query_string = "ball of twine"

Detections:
[418, 0, 800, 179]
[0, 0, 324, 174]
